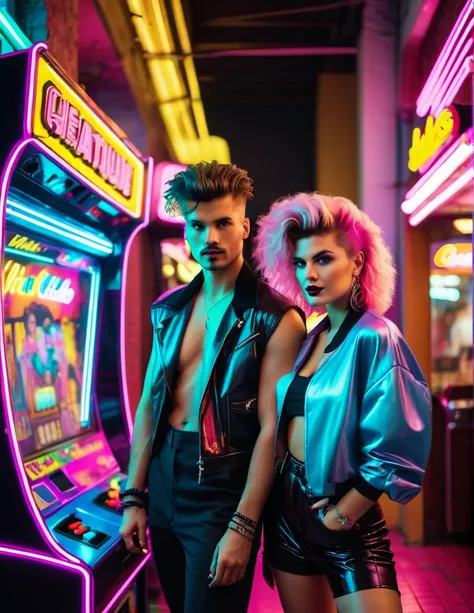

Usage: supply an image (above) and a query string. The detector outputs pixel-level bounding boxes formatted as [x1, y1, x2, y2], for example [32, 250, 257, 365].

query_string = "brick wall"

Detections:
[46, 0, 78, 80]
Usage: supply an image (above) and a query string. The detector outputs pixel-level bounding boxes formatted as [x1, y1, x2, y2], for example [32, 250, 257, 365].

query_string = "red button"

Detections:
[107, 499, 119, 508]
[68, 521, 82, 531]
[74, 526, 90, 535]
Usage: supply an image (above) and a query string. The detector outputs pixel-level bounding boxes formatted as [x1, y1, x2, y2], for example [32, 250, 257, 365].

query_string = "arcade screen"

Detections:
[430, 241, 473, 393]
[4, 240, 93, 456]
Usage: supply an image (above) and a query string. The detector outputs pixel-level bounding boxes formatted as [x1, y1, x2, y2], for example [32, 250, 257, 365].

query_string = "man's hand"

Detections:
[208, 529, 252, 588]
[119, 506, 149, 555]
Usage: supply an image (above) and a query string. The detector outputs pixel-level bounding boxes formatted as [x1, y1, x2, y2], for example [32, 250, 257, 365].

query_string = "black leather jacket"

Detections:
[150, 262, 302, 482]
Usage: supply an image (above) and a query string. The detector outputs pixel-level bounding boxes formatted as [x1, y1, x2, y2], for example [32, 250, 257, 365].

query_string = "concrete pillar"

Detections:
[358, 0, 400, 325]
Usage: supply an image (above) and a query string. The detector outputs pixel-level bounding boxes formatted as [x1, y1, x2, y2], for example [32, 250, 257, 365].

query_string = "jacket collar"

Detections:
[325, 308, 365, 353]
[158, 260, 259, 313]
[305, 308, 366, 354]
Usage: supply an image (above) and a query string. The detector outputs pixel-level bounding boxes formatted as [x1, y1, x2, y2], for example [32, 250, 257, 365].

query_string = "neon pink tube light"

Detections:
[24, 42, 46, 137]
[0, 545, 92, 613]
[155, 162, 186, 225]
[120, 156, 154, 440]
[429, 36, 473, 117]
[416, 0, 472, 116]
[433, 59, 472, 117]
[0, 138, 86, 564]
[409, 165, 474, 226]
[401, 134, 473, 214]
[100, 555, 150, 613]
[405, 133, 469, 201]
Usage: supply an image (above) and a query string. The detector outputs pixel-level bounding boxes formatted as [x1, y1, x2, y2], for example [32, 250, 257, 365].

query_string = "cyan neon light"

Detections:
[7, 199, 113, 250]
[0, 9, 32, 52]
[6, 207, 113, 256]
[80, 265, 100, 426]
[4, 247, 55, 264]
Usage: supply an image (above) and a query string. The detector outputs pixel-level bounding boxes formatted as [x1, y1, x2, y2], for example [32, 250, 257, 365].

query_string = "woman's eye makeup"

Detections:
[316, 255, 333, 265]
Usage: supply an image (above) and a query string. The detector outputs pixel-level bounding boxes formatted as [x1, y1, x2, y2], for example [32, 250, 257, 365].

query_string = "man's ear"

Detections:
[243, 217, 251, 240]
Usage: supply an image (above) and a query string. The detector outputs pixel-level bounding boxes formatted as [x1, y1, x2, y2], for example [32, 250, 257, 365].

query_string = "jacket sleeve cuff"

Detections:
[354, 476, 383, 502]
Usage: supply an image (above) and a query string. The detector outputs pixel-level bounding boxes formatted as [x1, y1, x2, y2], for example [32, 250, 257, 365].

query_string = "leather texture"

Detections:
[263, 454, 399, 598]
[150, 262, 304, 476]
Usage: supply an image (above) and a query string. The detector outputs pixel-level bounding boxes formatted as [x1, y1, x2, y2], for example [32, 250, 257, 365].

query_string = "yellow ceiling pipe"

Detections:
[126, 0, 229, 163]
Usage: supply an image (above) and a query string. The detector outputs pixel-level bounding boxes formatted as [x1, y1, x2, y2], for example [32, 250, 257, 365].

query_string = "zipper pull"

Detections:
[237, 319, 244, 329]
[245, 398, 256, 410]
[197, 458, 204, 484]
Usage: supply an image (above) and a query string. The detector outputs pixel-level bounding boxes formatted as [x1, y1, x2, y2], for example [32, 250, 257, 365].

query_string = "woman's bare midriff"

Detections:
[287, 416, 305, 462]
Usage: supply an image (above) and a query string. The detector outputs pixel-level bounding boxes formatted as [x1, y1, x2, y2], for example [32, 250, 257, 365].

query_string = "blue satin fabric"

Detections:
[275, 310, 432, 504]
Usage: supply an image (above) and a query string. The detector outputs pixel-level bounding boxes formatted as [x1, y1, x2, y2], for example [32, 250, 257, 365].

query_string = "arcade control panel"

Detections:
[23, 433, 132, 566]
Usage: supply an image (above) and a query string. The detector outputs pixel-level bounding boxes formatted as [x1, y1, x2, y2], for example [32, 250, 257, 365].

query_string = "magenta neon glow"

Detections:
[405, 130, 472, 199]
[100, 554, 151, 613]
[120, 157, 154, 440]
[416, 0, 472, 116]
[409, 166, 474, 226]
[25, 42, 46, 137]
[428, 35, 473, 117]
[44, 85, 134, 198]
[0, 545, 93, 613]
[432, 59, 472, 117]
[154, 161, 187, 225]
[402, 135, 473, 214]
[0, 138, 86, 563]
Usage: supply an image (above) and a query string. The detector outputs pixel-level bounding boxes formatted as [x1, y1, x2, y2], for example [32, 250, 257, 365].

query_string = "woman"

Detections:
[19, 307, 47, 414]
[254, 193, 432, 613]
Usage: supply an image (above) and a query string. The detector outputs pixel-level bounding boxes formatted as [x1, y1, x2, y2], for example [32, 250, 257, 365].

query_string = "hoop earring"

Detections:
[349, 276, 362, 311]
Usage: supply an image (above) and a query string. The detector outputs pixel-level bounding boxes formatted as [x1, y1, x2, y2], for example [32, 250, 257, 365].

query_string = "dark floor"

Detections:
[154, 532, 474, 612]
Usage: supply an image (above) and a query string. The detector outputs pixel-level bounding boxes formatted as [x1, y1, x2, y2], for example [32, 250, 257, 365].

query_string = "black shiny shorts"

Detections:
[263, 453, 399, 599]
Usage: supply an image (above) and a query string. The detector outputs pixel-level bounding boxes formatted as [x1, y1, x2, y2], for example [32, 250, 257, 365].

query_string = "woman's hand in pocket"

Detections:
[311, 499, 352, 532]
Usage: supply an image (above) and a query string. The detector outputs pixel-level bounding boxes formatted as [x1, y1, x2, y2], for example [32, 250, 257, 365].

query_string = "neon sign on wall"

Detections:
[3, 261, 75, 304]
[433, 243, 472, 269]
[43, 86, 133, 198]
[408, 107, 459, 173]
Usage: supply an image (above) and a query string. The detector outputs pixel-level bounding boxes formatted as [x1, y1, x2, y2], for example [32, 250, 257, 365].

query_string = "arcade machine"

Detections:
[0, 43, 153, 612]
[152, 162, 201, 297]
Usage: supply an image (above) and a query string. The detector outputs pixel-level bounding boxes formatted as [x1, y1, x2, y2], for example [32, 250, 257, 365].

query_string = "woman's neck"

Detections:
[325, 299, 350, 334]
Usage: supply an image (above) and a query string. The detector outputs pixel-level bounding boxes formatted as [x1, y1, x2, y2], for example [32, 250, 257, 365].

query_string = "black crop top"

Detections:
[283, 375, 311, 418]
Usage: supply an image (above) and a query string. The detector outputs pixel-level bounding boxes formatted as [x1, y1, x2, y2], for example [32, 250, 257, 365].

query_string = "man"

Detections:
[119, 161, 306, 613]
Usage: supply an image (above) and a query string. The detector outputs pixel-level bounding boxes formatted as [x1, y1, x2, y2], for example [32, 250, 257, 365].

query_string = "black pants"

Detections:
[148, 427, 261, 613]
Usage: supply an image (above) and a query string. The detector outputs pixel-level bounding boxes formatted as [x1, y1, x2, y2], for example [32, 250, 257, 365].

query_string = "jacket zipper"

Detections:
[198, 317, 244, 483]
[231, 397, 257, 413]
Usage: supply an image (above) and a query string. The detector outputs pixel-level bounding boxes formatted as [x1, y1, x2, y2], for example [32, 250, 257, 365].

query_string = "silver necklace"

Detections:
[203, 289, 234, 331]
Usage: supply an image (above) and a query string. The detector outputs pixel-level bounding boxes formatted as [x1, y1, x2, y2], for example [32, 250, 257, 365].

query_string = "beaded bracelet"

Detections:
[228, 520, 255, 540]
[119, 488, 148, 502]
[121, 499, 146, 510]
[233, 511, 257, 530]
[231, 517, 256, 534]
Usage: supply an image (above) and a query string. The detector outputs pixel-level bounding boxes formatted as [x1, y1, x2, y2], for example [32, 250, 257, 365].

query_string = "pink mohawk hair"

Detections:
[253, 192, 396, 315]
